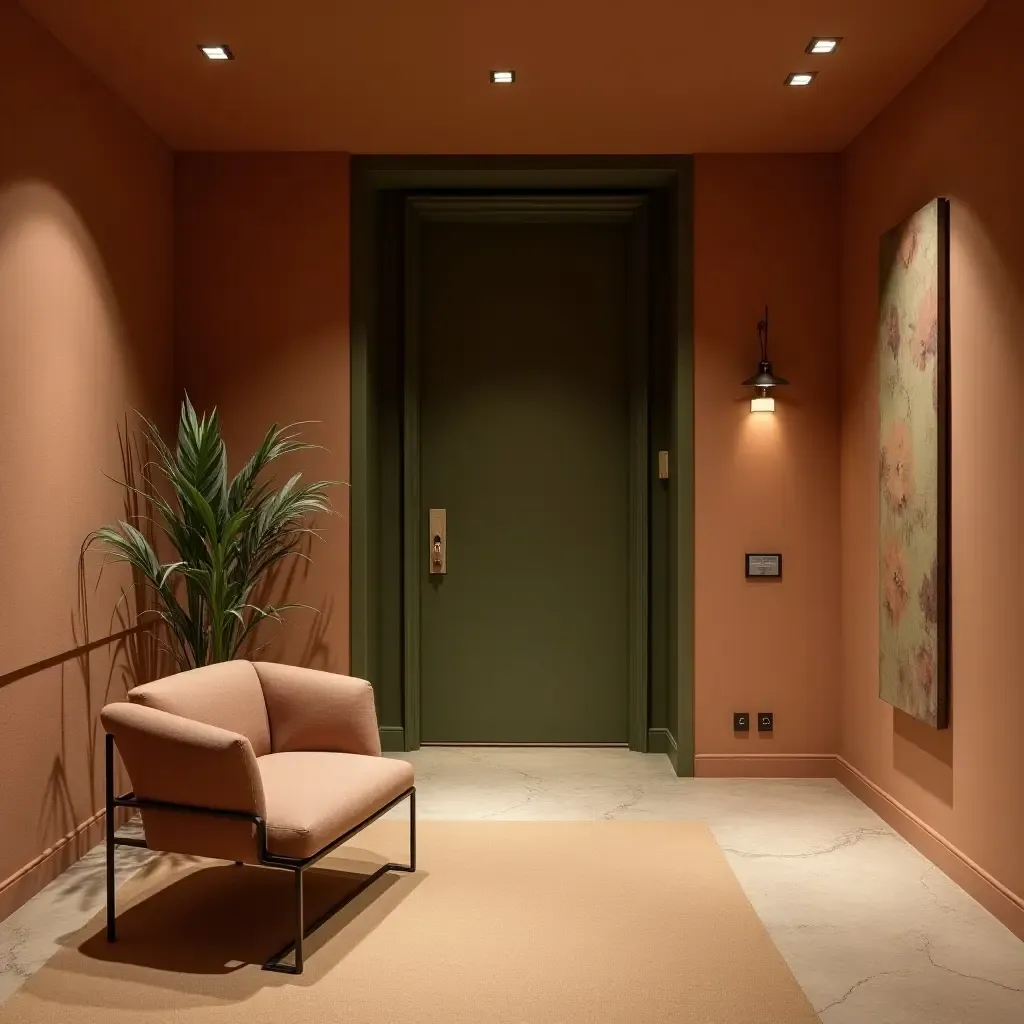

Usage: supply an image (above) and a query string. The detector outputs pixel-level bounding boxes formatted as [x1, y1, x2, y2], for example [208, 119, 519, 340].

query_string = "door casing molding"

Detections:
[350, 157, 695, 774]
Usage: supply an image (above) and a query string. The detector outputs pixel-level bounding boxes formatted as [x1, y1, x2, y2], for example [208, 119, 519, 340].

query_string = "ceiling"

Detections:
[20, 0, 986, 153]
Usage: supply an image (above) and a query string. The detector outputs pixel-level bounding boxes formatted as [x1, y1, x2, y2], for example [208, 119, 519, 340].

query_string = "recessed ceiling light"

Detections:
[806, 37, 842, 55]
[198, 44, 233, 61]
[490, 70, 515, 84]
[785, 72, 817, 87]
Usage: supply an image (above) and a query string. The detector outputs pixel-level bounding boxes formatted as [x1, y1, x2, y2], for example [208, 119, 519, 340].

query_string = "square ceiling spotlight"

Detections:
[785, 72, 817, 87]
[806, 37, 842, 55]
[490, 70, 515, 84]
[198, 44, 234, 60]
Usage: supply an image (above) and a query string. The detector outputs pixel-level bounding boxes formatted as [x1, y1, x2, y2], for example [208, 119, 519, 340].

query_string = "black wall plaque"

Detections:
[745, 553, 782, 579]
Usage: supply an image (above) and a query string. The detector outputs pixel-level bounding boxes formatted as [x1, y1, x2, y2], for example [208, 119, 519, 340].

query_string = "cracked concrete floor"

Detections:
[2, 747, 1022, 1022]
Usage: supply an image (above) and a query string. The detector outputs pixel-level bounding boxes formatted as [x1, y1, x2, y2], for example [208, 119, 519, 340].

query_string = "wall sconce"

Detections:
[741, 306, 788, 413]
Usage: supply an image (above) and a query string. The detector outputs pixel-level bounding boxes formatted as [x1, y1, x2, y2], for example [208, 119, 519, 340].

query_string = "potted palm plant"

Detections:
[90, 396, 336, 670]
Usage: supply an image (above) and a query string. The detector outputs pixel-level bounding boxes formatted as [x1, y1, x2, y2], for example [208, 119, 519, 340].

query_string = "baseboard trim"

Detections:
[0, 806, 131, 924]
[647, 727, 678, 757]
[834, 756, 1024, 940]
[694, 753, 837, 778]
[379, 725, 406, 752]
[419, 741, 628, 748]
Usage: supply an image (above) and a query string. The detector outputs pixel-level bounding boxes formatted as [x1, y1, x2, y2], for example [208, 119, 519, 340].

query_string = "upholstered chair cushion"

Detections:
[253, 662, 382, 756]
[257, 752, 413, 859]
[127, 660, 272, 756]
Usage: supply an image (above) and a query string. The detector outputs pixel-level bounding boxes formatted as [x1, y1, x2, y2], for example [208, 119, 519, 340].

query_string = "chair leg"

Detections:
[262, 788, 416, 974]
[409, 787, 417, 872]
[104, 734, 117, 942]
[293, 869, 304, 975]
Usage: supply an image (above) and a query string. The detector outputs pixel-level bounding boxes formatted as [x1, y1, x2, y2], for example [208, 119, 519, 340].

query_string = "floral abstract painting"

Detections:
[878, 198, 951, 728]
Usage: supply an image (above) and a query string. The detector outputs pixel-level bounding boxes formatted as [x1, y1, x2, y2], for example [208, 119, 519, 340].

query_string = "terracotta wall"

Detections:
[694, 155, 841, 773]
[840, 0, 1024, 916]
[0, 3, 173, 917]
[172, 154, 843, 766]
[174, 154, 351, 672]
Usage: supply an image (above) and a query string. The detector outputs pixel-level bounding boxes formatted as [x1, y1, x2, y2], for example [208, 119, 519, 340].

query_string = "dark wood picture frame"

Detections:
[936, 197, 952, 730]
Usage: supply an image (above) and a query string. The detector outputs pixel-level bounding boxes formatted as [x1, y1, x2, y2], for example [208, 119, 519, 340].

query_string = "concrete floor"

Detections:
[2, 747, 1022, 1021]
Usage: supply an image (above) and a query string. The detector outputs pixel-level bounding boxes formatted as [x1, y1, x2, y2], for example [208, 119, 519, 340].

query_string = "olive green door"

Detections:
[412, 213, 637, 743]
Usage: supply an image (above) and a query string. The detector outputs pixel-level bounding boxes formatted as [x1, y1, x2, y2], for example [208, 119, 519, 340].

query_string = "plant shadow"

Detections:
[47, 420, 175, 888]
[243, 531, 335, 669]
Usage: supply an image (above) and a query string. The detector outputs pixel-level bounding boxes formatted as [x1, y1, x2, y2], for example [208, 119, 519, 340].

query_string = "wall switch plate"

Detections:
[746, 553, 782, 578]
[757, 712, 774, 732]
[733, 712, 750, 732]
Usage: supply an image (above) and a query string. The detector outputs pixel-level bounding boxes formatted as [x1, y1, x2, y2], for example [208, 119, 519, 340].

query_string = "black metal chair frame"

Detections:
[104, 733, 416, 975]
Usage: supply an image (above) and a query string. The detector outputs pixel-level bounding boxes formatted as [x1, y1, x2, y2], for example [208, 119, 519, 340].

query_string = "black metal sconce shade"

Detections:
[741, 362, 789, 388]
[741, 306, 788, 391]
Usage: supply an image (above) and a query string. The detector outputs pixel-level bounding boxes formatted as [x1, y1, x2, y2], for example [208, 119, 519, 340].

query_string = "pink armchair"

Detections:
[101, 660, 415, 974]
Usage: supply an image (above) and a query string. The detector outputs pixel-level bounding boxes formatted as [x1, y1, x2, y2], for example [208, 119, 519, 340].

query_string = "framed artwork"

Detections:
[878, 197, 951, 729]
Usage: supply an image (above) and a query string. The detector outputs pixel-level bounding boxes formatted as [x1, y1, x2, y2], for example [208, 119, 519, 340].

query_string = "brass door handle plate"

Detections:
[429, 508, 447, 574]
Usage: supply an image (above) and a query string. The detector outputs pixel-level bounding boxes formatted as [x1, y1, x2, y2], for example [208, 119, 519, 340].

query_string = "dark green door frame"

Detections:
[349, 157, 695, 775]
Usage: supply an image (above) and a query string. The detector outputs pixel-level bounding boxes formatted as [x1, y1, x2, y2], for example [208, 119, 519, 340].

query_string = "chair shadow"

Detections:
[70, 853, 423, 995]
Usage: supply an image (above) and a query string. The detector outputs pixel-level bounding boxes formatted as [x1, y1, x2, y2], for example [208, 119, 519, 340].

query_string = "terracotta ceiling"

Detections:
[19, 0, 985, 152]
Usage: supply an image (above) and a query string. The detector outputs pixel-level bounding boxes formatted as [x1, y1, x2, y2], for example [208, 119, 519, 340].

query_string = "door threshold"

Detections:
[419, 741, 630, 748]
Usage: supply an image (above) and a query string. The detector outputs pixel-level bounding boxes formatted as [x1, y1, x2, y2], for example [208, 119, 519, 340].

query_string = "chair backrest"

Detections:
[127, 660, 272, 757]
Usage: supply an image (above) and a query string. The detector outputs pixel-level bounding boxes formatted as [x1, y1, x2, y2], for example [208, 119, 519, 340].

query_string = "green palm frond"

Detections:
[88, 396, 338, 670]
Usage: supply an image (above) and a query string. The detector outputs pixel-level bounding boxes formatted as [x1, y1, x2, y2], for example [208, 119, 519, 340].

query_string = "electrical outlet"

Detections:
[733, 712, 750, 732]
[757, 712, 774, 733]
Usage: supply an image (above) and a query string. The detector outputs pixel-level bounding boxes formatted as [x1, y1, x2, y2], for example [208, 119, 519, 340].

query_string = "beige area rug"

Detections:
[1, 821, 817, 1023]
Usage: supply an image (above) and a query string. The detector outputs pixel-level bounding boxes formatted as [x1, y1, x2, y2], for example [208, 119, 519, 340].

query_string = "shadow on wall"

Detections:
[0, 419, 172, 902]
[89, 417, 178, 687]
[893, 709, 953, 806]
[245, 531, 335, 669]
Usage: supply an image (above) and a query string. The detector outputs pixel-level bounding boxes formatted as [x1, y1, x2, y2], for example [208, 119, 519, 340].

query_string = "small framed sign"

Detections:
[746, 553, 782, 579]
